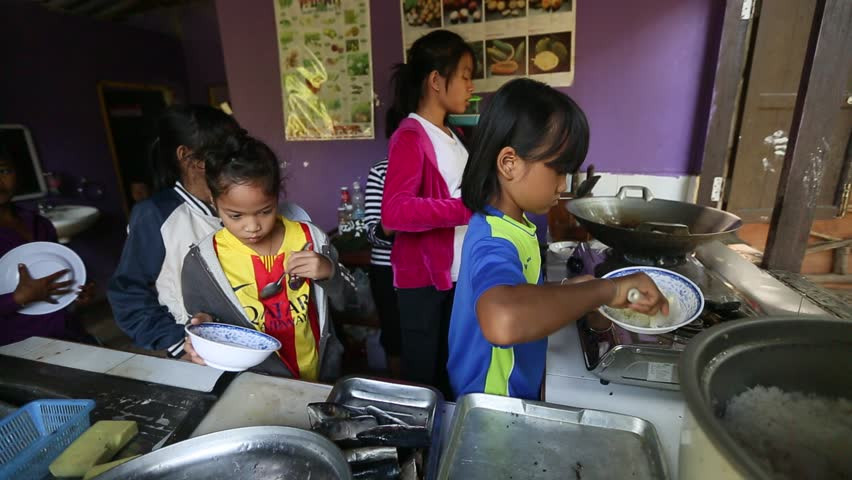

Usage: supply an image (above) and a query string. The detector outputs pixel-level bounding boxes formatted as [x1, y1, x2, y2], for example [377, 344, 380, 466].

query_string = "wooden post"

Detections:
[761, 0, 852, 272]
[834, 247, 848, 275]
[696, 0, 755, 207]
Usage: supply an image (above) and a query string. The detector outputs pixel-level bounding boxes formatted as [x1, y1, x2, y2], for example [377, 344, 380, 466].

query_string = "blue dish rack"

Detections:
[0, 399, 95, 480]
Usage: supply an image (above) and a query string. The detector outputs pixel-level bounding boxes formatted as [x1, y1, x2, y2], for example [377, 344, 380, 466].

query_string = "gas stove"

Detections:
[573, 247, 763, 391]
[546, 240, 831, 391]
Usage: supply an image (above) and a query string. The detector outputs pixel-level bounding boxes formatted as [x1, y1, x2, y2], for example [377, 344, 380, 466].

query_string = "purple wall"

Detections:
[180, 1, 229, 105]
[216, 0, 399, 232]
[0, 1, 189, 290]
[130, 1, 229, 105]
[215, 0, 724, 230]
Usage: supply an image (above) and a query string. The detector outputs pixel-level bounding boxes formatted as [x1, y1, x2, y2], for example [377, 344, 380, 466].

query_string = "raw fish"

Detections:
[351, 459, 401, 479]
[344, 446, 398, 464]
[312, 415, 379, 441]
[364, 405, 411, 426]
[354, 425, 431, 448]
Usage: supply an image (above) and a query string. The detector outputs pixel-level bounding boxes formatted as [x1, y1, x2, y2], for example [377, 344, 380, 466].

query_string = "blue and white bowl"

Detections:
[185, 323, 281, 371]
[599, 267, 704, 335]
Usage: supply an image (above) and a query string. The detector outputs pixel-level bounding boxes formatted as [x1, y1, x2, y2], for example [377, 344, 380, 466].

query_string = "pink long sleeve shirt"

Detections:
[381, 118, 472, 291]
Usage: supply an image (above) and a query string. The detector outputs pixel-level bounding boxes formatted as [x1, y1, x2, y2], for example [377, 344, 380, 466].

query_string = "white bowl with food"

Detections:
[599, 266, 704, 334]
[185, 323, 281, 371]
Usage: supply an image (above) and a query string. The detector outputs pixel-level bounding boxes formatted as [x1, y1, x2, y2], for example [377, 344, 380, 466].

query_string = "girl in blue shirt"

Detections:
[448, 79, 668, 399]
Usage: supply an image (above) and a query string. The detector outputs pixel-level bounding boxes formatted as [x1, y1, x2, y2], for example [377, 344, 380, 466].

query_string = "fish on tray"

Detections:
[312, 415, 379, 442]
[344, 446, 398, 464]
[307, 402, 367, 426]
[307, 401, 432, 478]
[353, 424, 431, 449]
[399, 454, 418, 480]
[351, 459, 401, 480]
[364, 405, 411, 426]
[308, 402, 413, 426]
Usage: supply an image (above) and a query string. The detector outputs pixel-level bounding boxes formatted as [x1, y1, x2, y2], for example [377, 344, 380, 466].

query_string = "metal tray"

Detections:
[327, 375, 444, 479]
[438, 394, 669, 480]
[95, 426, 351, 480]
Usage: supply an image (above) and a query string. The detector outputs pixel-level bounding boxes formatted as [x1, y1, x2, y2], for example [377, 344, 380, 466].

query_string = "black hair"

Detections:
[386, 30, 475, 138]
[201, 131, 282, 200]
[149, 105, 240, 191]
[462, 78, 590, 212]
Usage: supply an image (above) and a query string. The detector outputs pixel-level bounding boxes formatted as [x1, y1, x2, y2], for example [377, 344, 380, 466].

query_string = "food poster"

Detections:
[400, 0, 575, 91]
[274, 0, 375, 141]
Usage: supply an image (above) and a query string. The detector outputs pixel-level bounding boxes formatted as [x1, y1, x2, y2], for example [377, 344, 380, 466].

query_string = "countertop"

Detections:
[2, 298, 686, 477]
[544, 325, 685, 479]
[543, 249, 685, 478]
[0, 337, 223, 392]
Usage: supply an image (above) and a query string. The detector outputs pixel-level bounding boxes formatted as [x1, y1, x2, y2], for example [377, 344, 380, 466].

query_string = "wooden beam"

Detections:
[810, 230, 842, 241]
[761, 0, 852, 271]
[696, 0, 755, 207]
[806, 274, 852, 284]
[805, 239, 852, 254]
[834, 247, 848, 274]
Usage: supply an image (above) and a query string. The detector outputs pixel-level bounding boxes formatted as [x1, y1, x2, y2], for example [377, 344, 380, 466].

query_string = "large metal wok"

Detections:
[566, 186, 742, 257]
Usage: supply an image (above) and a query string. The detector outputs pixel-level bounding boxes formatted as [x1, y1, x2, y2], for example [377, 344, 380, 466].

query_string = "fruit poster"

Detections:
[274, 0, 374, 141]
[400, 0, 575, 91]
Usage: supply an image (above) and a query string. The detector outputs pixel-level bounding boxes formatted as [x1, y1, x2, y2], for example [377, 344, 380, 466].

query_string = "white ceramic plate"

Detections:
[0, 241, 86, 315]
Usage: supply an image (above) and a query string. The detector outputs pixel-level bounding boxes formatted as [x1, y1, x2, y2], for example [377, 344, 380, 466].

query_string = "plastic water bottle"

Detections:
[351, 181, 365, 221]
[351, 181, 366, 236]
[339, 187, 353, 234]
[337, 206, 352, 234]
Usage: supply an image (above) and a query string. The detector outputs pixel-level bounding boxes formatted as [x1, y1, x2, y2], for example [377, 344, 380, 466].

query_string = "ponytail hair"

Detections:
[201, 131, 282, 200]
[385, 30, 474, 138]
[149, 105, 240, 192]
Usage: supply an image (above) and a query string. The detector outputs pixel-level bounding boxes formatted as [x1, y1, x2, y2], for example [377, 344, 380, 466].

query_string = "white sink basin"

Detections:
[42, 205, 100, 243]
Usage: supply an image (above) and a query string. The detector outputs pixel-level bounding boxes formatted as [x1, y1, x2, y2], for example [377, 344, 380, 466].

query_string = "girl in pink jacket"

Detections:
[381, 30, 475, 397]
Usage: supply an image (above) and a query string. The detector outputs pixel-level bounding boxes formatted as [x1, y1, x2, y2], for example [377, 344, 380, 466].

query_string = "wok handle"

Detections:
[636, 222, 691, 235]
[616, 185, 654, 202]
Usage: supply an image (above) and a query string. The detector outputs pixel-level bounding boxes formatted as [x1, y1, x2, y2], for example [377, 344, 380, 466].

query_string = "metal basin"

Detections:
[96, 426, 352, 480]
[41, 205, 100, 243]
[679, 316, 852, 479]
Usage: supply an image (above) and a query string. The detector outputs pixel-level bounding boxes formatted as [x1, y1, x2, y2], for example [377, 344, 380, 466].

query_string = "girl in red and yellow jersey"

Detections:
[180, 132, 344, 380]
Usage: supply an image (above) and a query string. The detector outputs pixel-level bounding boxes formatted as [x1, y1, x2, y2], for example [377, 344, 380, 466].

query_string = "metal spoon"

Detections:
[259, 242, 312, 299]
[627, 288, 643, 304]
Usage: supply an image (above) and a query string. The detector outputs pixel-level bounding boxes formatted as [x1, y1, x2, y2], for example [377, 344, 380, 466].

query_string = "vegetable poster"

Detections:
[400, 0, 576, 91]
[274, 0, 374, 141]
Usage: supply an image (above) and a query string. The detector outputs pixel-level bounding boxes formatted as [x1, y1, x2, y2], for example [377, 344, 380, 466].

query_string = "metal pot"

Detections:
[678, 316, 852, 479]
[96, 426, 352, 479]
[566, 186, 742, 257]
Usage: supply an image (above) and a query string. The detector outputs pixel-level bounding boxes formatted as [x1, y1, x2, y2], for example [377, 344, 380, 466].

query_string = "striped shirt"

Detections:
[365, 159, 392, 266]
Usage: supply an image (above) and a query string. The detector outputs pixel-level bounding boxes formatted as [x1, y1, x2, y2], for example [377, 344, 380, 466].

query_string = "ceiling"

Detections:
[30, 0, 204, 21]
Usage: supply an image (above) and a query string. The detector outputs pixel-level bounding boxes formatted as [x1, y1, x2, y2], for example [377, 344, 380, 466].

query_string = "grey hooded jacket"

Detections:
[181, 221, 344, 380]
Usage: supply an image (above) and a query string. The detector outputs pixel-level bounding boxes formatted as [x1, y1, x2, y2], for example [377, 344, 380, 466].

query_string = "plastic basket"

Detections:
[0, 399, 95, 480]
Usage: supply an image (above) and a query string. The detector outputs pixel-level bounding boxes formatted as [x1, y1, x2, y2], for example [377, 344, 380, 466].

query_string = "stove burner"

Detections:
[593, 249, 691, 277]
[571, 242, 761, 390]
[622, 251, 687, 268]
[578, 297, 750, 377]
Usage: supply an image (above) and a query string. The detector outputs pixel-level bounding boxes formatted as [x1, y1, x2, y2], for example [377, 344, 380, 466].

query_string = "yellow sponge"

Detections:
[49, 420, 138, 477]
[82, 455, 140, 480]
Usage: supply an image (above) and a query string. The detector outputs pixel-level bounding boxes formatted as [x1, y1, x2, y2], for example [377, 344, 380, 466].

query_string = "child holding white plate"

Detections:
[0, 151, 93, 346]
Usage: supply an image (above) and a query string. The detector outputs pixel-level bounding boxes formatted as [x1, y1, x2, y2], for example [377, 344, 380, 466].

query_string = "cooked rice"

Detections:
[722, 385, 852, 479]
